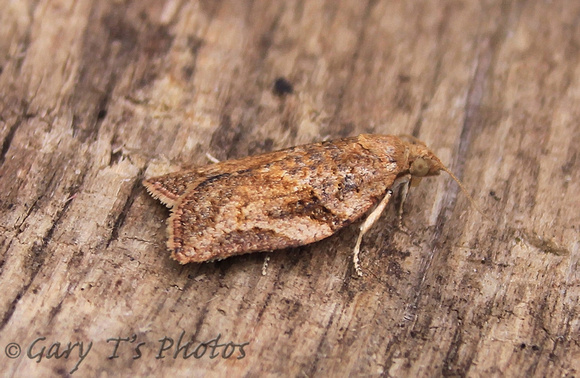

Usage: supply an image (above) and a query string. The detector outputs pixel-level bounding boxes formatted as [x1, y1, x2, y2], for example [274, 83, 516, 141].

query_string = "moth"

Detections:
[143, 134, 476, 276]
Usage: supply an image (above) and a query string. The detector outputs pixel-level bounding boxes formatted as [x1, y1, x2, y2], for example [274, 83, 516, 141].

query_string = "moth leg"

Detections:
[394, 174, 412, 231]
[353, 189, 394, 277]
[261, 255, 271, 276]
[205, 152, 220, 163]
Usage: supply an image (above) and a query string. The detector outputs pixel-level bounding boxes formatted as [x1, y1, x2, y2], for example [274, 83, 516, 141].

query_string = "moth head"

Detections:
[407, 149, 444, 187]
[407, 142, 445, 178]
[410, 156, 442, 176]
[401, 134, 487, 218]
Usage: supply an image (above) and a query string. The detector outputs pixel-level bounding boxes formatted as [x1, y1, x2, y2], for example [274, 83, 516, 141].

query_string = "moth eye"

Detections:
[410, 158, 430, 177]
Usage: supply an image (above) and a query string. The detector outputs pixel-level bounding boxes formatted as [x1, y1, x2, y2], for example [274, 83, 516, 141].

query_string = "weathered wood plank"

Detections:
[0, 0, 578, 376]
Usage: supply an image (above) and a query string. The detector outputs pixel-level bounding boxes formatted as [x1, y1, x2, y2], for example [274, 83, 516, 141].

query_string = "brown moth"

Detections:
[144, 134, 475, 276]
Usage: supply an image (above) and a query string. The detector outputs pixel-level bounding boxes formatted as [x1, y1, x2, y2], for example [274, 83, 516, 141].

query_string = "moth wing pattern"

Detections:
[144, 169, 208, 208]
[143, 148, 306, 208]
[166, 136, 402, 263]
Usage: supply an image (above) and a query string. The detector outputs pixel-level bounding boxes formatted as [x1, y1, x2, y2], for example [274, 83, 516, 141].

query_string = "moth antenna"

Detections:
[440, 165, 490, 221]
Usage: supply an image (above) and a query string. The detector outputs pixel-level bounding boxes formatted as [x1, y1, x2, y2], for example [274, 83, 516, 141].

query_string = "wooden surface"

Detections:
[1, 1, 578, 376]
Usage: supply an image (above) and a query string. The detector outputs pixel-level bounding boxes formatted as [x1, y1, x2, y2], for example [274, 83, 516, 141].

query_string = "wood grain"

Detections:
[0, 1, 578, 376]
